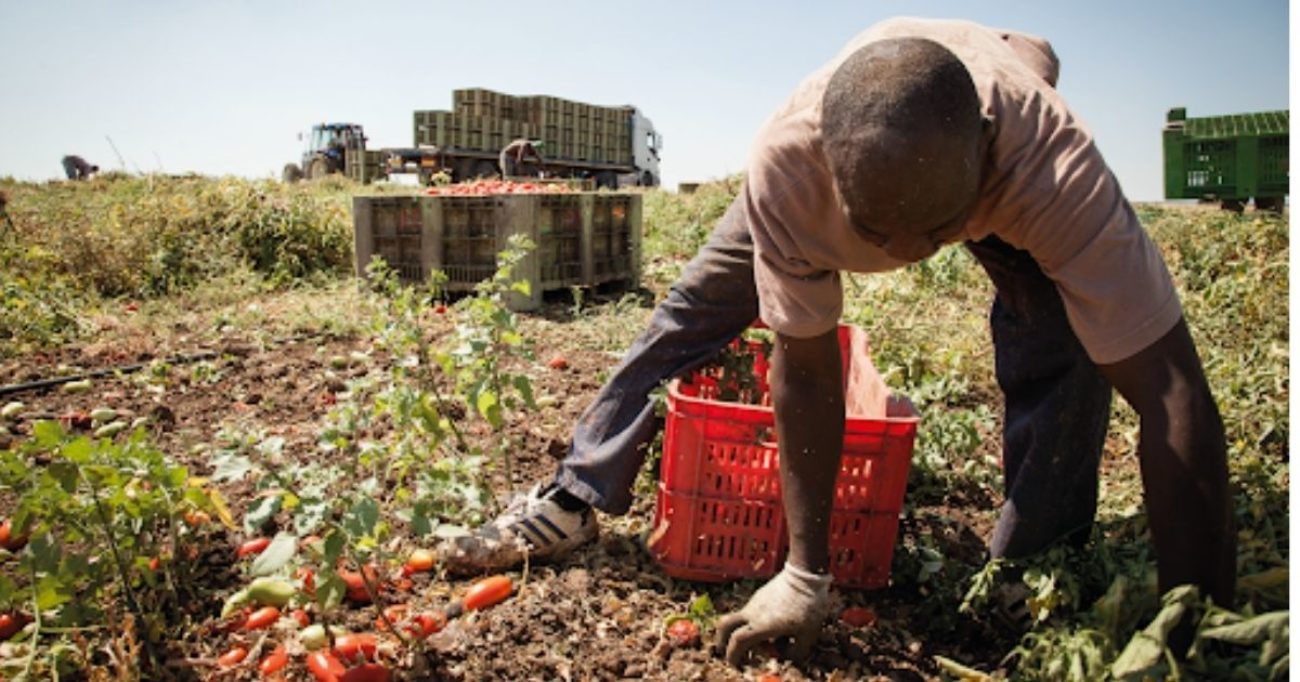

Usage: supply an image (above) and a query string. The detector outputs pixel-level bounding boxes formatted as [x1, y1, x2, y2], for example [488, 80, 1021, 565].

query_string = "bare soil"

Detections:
[0, 295, 1018, 682]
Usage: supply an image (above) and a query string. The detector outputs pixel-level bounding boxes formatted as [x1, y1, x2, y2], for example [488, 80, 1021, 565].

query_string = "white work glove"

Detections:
[715, 562, 833, 666]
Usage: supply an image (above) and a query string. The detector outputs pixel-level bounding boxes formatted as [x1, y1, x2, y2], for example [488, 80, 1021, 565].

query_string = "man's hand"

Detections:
[714, 562, 832, 666]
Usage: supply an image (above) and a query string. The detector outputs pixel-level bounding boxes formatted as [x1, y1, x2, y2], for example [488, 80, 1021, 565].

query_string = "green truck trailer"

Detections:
[1163, 107, 1289, 211]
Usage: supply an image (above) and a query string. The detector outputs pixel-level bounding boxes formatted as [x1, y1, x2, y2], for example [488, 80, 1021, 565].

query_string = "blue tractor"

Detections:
[283, 123, 367, 182]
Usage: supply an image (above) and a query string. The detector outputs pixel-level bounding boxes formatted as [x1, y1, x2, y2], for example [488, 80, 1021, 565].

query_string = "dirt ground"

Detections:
[0, 293, 1017, 682]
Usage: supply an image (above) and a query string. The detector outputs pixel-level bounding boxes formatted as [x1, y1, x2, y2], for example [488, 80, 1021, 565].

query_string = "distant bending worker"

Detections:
[62, 155, 98, 181]
[499, 139, 545, 177]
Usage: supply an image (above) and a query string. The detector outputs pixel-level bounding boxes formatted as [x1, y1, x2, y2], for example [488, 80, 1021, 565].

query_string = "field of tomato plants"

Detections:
[0, 174, 1288, 681]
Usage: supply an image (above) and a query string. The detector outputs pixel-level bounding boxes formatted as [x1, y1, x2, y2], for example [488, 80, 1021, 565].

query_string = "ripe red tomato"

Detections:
[306, 651, 347, 681]
[665, 619, 700, 647]
[236, 537, 271, 558]
[217, 645, 248, 668]
[332, 632, 379, 662]
[259, 645, 289, 675]
[839, 606, 877, 628]
[338, 564, 379, 603]
[462, 575, 512, 611]
[0, 612, 31, 641]
[243, 606, 281, 631]
[408, 612, 446, 638]
[0, 518, 29, 552]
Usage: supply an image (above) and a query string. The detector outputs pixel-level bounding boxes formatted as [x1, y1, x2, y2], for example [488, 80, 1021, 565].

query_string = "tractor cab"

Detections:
[285, 123, 368, 181]
[304, 123, 366, 166]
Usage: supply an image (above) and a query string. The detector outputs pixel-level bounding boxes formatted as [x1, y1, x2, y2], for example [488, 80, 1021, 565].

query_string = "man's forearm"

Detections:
[771, 330, 845, 573]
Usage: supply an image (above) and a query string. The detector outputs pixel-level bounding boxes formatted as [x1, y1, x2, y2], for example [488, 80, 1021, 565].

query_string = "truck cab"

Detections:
[630, 110, 663, 187]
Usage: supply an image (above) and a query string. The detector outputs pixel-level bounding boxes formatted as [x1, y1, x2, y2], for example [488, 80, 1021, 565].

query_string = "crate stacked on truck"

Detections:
[411, 88, 663, 189]
[1163, 107, 1289, 212]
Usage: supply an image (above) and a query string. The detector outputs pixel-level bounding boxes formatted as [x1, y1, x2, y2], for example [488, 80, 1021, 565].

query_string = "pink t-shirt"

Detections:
[746, 17, 1181, 364]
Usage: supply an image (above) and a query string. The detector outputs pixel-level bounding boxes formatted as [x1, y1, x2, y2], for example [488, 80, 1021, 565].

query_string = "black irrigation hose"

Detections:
[0, 350, 219, 398]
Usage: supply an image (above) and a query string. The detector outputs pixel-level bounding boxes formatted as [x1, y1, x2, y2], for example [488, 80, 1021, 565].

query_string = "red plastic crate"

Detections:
[648, 325, 918, 589]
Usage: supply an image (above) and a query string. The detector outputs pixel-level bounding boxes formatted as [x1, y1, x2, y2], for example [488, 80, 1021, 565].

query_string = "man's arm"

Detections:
[716, 327, 844, 665]
[773, 328, 846, 573]
[1097, 317, 1235, 607]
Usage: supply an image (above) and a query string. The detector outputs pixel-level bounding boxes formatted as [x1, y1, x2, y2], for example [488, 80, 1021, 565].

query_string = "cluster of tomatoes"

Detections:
[424, 179, 574, 196]
[217, 536, 511, 681]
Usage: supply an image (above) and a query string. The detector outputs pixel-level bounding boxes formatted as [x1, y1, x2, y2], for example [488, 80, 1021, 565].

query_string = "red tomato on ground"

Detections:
[0, 518, 29, 552]
[665, 619, 700, 647]
[237, 537, 271, 558]
[259, 645, 288, 675]
[462, 575, 513, 611]
[217, 645, 248, 668]
[307, 651, 347, 682]
[332, 632, 378, 662]
[839, 606, 877, 628]
[244, 606, 281, 631]
[0, 612, 31, 641]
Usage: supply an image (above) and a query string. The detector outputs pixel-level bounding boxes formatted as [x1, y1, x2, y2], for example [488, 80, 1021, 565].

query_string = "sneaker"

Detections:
[438, 483, 599, 575]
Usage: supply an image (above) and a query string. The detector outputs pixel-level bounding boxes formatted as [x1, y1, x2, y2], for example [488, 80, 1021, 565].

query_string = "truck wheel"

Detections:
[1219, 199, 1245, 213]
[595, 171, 618, 189]
[1255, 196, 1285, 213]
[282, 163, 304, 183]
[641, 171, 657, 187]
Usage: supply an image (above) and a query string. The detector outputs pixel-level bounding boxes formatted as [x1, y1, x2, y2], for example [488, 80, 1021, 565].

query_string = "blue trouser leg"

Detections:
[555, 190, 759, 514]
[965, 236, 1114, 559]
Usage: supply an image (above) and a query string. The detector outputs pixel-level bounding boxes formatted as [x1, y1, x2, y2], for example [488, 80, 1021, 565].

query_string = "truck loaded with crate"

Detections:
[1163, 107, 1289, 212]
[285, 88, 664, 189]
[405, 88, 663, 189]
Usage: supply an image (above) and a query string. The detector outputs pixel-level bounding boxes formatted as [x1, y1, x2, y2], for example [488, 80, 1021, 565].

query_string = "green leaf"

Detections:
[244, 494, 283, 534]
[343, 498, 380, 538]
[295, 498, 330, 536]
[1201, 611, 1288, 646]
[249, 532, 298, 577]
[257, 436, 286, 459]
[32, 420, 64, 449]
[410, 502, 432, 537]
[28, 534, 61, 574]
[322, 530, 345, 568]
[934, 655, 995, 681]
[476, 390, 502, 428]
[513, 375, 535, 410]
[34, 573, 74, 610]
[210, 451, 254, 482]
[61, 438, 93, 464]
[315, 572, 345, 611]
[47, 461, 79, 493]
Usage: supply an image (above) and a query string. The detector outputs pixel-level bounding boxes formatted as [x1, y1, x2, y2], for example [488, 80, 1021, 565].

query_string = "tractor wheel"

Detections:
[282, 163, 304, 183]
[307, 157, 330, 180]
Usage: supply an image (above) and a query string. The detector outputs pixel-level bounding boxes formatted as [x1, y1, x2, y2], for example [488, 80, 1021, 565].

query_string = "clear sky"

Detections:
[0, 1, 1288, 201]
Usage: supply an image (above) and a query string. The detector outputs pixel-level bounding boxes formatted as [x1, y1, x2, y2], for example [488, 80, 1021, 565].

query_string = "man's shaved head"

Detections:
[821, 38, 984, 255]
